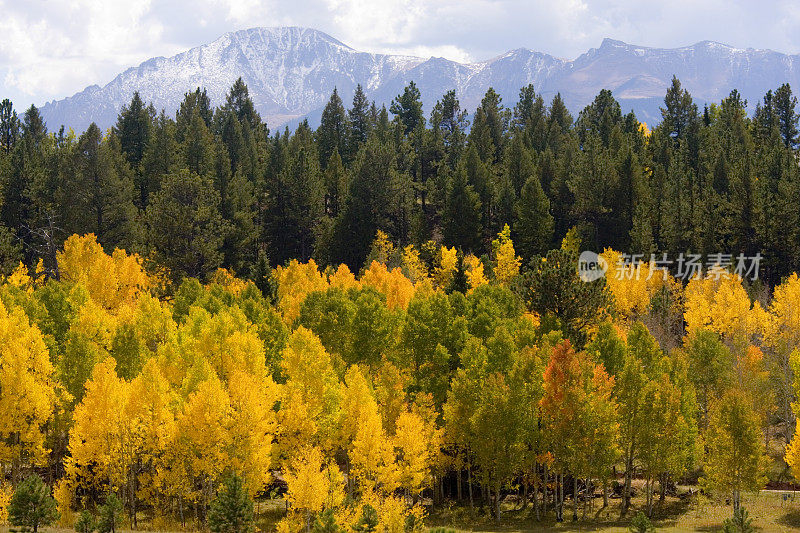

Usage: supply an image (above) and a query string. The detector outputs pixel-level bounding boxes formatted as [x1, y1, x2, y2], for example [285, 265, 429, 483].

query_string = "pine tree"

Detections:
[113, 92, 154, 171]
[139, 110, 178, 208]
[67, 124, 136, 249]
[317, 88, 348, 168]
[96, 493, 122, 533]
[390, 82, 424, 135]
[223, 78, 262, 132]
[661, 76, 698, 142]
[348, 84, 371, 159]
[514, 174, 553, 260]
[208, 474, 255, 533]
[0, 99, 20, 154]
[8, 474, 58, 533]
[331, 137, 396, 269]
[145, 168, 228, 281]
[442, 167, 482, 253]
[774, 83, 799, 148]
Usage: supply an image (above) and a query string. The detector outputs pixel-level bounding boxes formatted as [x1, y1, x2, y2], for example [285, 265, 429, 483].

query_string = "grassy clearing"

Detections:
[425, 489, 800, 532]
[3, 489, 800, 533]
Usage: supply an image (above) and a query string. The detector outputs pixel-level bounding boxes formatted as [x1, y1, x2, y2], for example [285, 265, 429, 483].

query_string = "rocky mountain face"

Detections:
[39, 27, 800, 131]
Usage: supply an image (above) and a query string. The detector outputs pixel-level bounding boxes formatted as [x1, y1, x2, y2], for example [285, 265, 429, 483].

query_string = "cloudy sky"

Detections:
[2, 0, 800, 108]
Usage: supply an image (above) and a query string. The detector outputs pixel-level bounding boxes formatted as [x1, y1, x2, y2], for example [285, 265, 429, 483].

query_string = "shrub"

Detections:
[8, 474, 59, 533]
[208, 474, 255, 533]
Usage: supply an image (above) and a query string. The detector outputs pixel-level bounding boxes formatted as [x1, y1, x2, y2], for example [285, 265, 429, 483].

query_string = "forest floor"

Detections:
[4, 487, 800, 533]
[423, 488, 800, 532]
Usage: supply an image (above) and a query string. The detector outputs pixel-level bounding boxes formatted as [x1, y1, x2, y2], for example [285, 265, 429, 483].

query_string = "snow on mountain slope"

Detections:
[38, 28, 800, 132]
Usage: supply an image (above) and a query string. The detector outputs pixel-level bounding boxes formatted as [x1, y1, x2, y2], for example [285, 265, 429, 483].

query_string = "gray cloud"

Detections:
[2, 0, 799, 109]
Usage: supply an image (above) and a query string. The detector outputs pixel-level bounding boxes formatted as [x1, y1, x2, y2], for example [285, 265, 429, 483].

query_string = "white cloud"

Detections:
[1, 0, 800, 108]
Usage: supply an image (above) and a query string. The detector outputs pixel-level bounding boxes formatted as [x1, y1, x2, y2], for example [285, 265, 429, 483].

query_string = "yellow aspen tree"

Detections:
[340, 366, 376, 445]
[492, 224, 521, 286]
[0, 484, 10, 524]
[175, 373, 232, 508]
[177, 306, 267, 382]
[464, 254, 488, 291]
[58, 234, 149, 312]
[360, 261, 416, 310]
[766, 274, 800, 439]
[349, 386, 399, 495]
[284, 446, 342, 531]
[279, 327, 342, 456]
[599, 249, 664, 320]
[227, 370, 280, 493]
[401, 244, 429, 283]
[274, 259, 329, 324]
[433, 246, 457, 289]
[0, 301, 56, 479]
[704, 389, 766, 515]
[393, 410, 434, 497]
[328, 264, 359, 291]
[126, 358, 176, 507]
[366, 230, 396, 266]
[684, 275, 763, 341]
[67, 358, 132, 492]
[373, 361, 409, 435]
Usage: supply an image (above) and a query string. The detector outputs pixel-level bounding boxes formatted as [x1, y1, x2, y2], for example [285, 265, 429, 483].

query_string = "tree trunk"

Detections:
[468, 466, 474, 509]
[533, 472, 540, 520]
[623, 454, 633, 515]
[494, 482, 501, 522]
[457, 468, 463, 502]
[572, 476, 578, 521]
[522, 479, 528, 511]
[542, 463, 548, 518]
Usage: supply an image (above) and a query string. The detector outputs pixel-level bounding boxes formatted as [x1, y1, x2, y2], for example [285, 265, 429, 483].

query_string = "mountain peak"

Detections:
[38, 28, 800, 132]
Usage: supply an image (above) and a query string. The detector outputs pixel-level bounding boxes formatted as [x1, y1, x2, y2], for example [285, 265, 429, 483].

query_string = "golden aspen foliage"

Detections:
[464, 254, 488, 291]
[328, 264, 359, 291]
[175, 374, 232, 503]
[0, 300, 57, 471]
[208, 268, 249, 295]
[126, 358, 175, 502]
[400, 245, 429, 283]
[600, 249, 664, 320]
[5, 262, 34, 291]
[367, 230, 396, 266]
[350, 399, 399, 494]
[373, 361, 409, 435]
[492, 224, 521, 286]
[52, 479, 73, 527]
[433, 246, 457, 289]
[284, 446, 342, 526]
[765, 273, 800, 352]
[341, 366, 377, 444]
[360, 261, 416, 310]
[58, 234, 149, 312]
[703, 389, 767, 509]
[684, 274, 765, 340]
[176, 306, 266, 382]
[393, 410, 434, 495]
[226, 370, 280, 492]
[279, 327, 342, 455]
[67, 357, 131, 490]
[275, 259, 329, 324]
[0, 483, 11, 524]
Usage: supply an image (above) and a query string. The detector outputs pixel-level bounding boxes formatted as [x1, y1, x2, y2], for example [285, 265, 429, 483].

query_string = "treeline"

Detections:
[1, 76, 800, 285]
[0, 229, 798, 530]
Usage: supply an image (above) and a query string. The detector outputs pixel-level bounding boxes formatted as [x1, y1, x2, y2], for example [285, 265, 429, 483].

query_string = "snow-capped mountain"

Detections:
[39, 27, 800, 132]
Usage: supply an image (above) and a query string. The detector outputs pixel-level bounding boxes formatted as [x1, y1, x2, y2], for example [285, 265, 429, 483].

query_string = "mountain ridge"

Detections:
[38, 27, 800, 132]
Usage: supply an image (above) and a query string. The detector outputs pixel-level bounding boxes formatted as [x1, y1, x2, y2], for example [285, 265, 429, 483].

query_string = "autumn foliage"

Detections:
[0, 230, 792, 530]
